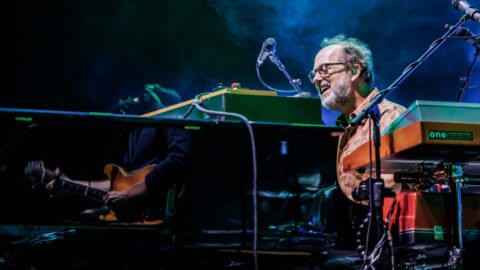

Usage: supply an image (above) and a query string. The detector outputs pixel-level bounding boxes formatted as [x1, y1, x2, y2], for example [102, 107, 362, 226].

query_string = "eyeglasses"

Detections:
[308, 63, 347, 83]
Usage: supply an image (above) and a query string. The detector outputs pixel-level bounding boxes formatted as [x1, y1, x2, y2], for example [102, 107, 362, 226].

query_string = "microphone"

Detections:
[451, 0, 480, 23]
[257, 38, 276, 66]
[456, 26, 480, 49]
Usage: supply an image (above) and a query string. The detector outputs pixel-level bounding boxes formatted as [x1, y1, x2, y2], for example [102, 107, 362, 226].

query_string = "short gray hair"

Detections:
[321, 34, 374, 87]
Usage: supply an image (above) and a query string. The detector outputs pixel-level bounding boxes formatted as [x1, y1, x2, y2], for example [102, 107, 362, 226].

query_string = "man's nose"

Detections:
[314, 74, 328, 83]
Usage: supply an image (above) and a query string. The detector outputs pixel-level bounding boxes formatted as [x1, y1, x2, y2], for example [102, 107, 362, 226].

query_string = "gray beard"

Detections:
[321, 76, 351, 111]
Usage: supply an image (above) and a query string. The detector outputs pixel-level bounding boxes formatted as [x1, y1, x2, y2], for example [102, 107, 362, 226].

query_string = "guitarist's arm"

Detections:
[104, 179, 146, 204]
[104, 127, 191, 207]
[46, 167, 110, 192]
[143, 127, 191, 197]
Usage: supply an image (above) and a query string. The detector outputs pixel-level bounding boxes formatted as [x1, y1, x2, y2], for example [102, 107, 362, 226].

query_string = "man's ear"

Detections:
[350, 63, 362, 81]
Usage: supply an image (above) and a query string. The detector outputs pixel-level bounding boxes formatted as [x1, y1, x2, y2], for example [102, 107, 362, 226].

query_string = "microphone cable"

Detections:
[185, 93, 259, 270]
[390, 16, 470, 93]
[256, 63, 299, 93]
[361, 115, 397, 270]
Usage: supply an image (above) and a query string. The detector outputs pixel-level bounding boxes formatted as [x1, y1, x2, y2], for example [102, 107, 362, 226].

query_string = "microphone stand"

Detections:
[350, 14, 469, 268]
[267, 53, 304, 94]
[457, 47, 479, 102]
[352, 14, 469, 126]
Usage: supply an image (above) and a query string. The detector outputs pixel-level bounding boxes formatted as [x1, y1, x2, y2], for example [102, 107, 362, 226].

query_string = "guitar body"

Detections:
[24, 160, 165, 225]
[101, 163, 163, 225]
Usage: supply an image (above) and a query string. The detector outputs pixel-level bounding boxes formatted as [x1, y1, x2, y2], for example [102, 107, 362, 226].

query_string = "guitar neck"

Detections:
[45, 170, 106, 203]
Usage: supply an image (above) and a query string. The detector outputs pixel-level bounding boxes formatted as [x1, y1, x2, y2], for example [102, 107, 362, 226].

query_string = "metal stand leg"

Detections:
[448, 164, 464, 269]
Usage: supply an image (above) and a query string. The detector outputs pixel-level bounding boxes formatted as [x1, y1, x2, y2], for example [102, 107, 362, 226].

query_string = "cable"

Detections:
[376, 86, 399, 96]
[457, 48, 479, 102]
[431, 33, 480, 45]
[431, 33, 480, 102]
[182, 104, 195, 119]
[364, 117, 373, 260]
[361, 116, 397, 269]
[388, 230, 394, 270]
[256, 64, 298, 93]
[354, 15, 469, 123]
[366, 197, 396, 268]
[384, 193, 397, 226]
[392, 32, 479, 90]
[190, 96, 259, 270]
[362, 193, 397, 270]
[182, 92, 211, 119]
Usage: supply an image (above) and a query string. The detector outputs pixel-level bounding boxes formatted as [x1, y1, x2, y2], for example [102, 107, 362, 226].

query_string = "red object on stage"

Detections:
[383, 190, 480, 245]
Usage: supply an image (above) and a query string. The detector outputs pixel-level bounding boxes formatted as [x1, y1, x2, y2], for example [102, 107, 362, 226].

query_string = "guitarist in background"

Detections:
[41, 83, 192, 223]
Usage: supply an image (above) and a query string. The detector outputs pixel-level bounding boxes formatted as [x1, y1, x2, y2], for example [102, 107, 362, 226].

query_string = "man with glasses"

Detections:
[309, 35, 406, 251]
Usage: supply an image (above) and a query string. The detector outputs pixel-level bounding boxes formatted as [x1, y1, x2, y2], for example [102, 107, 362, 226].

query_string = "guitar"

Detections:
[24, 160, 167, 225]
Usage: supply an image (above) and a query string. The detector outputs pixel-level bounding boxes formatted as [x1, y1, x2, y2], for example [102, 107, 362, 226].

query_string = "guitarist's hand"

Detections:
[45, 167, 60, 191]
[104, 179, 147, 205]
[104, 180, 148, 221]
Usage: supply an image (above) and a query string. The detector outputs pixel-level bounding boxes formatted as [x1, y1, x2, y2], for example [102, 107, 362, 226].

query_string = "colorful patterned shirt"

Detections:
[336, 88, 406, 202]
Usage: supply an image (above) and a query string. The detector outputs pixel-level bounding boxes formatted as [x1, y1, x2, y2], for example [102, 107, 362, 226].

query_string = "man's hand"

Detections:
[103, 179, 147, 205]
[103, 180, 148, 221]
[45, 167, 60, 191]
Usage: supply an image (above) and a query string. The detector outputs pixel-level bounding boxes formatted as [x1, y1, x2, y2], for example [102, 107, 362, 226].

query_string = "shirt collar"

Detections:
[334, 88, 379, 128]
[349, 88, 379, 121]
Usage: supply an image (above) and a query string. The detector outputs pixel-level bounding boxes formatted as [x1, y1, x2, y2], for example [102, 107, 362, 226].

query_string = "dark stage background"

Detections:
[8, 0, 480, 125]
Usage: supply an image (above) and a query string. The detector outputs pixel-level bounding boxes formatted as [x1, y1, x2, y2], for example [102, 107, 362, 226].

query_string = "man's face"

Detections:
[312, 45, 353, 111]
